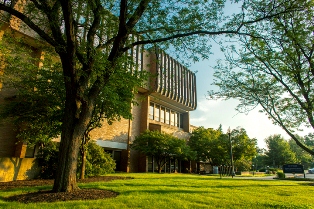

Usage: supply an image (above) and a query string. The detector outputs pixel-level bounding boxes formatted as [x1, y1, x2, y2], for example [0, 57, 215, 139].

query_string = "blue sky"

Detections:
[189, 42, 291, 149]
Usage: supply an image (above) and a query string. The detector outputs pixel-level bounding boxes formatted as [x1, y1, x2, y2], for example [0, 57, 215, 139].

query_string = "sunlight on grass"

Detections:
[0, 173, 313, 209]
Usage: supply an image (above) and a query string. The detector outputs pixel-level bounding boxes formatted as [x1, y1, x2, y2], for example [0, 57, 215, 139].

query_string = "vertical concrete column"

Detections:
[139, 94, 150, 133]
[182, 112, 190, 133]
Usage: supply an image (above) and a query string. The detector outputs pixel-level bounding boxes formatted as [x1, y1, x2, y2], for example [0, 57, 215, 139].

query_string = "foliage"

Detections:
[264, 135, 296, 168]
[234, 158, 251, 171]
[78, 141, 115, 177]
[209, 0, 314, 155]
[38, 141, 115, 179]
[131, 130, 194, 173]
[0, 35, 147, 145]
[0, 36, 64, 145]
[189, 126, 257, 169]
[188, 127, 225, 163]
[0, 0, 307, 192]
[288, 135, 313, 169]
[230, 127, 257, 162]
[276, 171, 285, 179]
[36, 142, 59, 179]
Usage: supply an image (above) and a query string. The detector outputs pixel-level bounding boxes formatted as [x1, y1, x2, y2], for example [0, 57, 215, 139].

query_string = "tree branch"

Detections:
[0, 3, 56, 46]
[120, 30, 261, 53]
[125, 0, 150, 30]
[86, 0, 102, 64]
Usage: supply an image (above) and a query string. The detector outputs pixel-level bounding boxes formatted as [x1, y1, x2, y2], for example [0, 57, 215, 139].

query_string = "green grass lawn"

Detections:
[0, 173, 313, 209]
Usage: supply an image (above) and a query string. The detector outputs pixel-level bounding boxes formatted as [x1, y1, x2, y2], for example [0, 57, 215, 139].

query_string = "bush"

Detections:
[269, 168, 279, 174]
[276, 171, 286, 179]
[36, 142, 59, 179]
[80, 141, 116, 177]
[37, 141, 115, 179]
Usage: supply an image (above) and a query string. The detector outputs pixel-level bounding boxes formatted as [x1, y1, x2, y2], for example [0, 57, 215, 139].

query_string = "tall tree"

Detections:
[288, 136, 313, 169]
[131, 130, 194, 173]
[0, 36, 145, 180]
[189, 126, 257, 167]
[209, 0, 314, 155]
[229, 127, 257, 170]
[188, 127, 224, 163]
[230, 127, 257, 162]
[264, 135, 296, 168]
[0, 0, 304, 192]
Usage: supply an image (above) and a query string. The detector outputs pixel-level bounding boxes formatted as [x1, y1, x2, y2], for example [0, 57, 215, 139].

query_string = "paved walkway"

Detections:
[232, 173, 314, 180]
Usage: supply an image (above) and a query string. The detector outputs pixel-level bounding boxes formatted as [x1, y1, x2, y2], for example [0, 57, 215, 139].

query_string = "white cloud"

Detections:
[190, 99, 292, 148]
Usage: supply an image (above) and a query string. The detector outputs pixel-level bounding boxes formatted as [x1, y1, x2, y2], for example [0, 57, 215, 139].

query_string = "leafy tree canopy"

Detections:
[189, 126, 257, 167]
[209, 0, 314, 155]
[264, 135, 296, 168]
[288, 135, 313, 169]
[0, 35, 146, 145]
[131, 130, 195, 173]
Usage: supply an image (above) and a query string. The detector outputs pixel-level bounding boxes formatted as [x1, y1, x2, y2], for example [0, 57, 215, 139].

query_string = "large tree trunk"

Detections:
[52, 95, 89, 192]
[52, 54, 96, 192]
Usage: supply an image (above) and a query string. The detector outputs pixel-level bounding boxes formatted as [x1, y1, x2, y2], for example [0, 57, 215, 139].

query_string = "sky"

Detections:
[189, 42, 291, 149]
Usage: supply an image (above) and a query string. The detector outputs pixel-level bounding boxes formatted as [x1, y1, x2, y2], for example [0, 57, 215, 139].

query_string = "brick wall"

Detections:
[89, 118, 129, 143]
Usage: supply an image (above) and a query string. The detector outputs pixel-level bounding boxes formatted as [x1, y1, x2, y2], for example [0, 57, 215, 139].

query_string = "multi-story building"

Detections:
[90, 48, 197, 173]
[0, 3, 197, 181]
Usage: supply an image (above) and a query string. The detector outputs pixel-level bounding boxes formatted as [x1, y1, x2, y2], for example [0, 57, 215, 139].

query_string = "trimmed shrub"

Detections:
[276, 171, 286, 179]
[81, 141, 116, 177]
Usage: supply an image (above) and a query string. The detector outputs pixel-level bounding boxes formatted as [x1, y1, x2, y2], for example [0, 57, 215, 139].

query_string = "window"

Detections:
[175, 113, 179, 127]
[165, 109, 170, 124]
[155, 105, 160, 121]
[149, 102, 183, 128]
[149, 103, 154, 120]
[25, 145, 36, 158]
[160, 107, 165, 123]
[170, 111, 175, 126]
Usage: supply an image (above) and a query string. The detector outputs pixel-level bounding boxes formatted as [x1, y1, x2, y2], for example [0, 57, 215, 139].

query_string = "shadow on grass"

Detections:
[80, 180, 300, 192]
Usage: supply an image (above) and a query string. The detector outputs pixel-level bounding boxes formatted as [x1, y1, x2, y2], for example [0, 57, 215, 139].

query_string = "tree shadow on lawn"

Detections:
[95, 181, 300, 191]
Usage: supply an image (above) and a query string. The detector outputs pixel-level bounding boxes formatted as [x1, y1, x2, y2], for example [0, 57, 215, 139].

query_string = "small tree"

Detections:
[264, 135, 296, 168]
[132, 130, 194, 173]
[189, 126, 257, 168]
[78, 141, 115, 177]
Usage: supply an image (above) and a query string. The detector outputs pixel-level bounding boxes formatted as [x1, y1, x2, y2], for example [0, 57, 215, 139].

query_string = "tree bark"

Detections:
[80, 147, 86, 180]
[52, 54, 96, 192]
[52, 91, 89, 192]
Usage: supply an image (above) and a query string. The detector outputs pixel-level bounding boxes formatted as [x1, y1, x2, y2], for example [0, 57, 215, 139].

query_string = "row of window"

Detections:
[149, 102, 183, 128]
